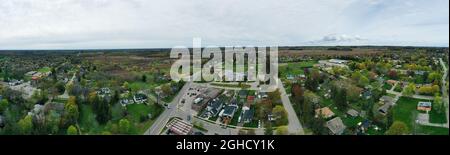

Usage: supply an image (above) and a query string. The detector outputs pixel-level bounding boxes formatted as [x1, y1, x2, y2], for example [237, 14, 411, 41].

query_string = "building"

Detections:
[220, 104, 238, 124]
[325, 117, 346, 135]
[347, 109, 359, 118]
[417, 102, 432, 111]
[329, 59, 349, 64]
[205, 98, 224, 118]
[191, 88, 221, 112]
[240, 108, 255, 124]
[133, 93, 148, 104]
[379, 96, 394, 105]
[315, 107, 335, 119]
[166, 118, 193, 135]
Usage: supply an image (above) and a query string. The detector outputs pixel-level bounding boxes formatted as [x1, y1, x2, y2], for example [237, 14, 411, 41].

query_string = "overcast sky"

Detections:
[0, 0, 448, 49]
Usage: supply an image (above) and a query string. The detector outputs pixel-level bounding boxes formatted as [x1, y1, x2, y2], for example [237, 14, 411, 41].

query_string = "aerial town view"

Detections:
[0, 0, 448, 138]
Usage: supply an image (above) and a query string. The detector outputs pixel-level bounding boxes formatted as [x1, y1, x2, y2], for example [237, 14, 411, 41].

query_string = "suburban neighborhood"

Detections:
[1, 47, 448, 135]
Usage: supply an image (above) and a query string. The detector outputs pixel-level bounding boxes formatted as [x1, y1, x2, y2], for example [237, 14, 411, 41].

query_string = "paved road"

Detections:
[277, 79, 305, 135]
[439, 58, 449, 128]
[144, 82, 192, 135]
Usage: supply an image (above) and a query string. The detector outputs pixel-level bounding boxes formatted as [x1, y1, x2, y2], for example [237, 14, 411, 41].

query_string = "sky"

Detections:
[0, 0, 448, 49]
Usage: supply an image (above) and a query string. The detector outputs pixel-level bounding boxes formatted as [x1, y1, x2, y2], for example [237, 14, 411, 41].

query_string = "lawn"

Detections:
[279, 61, 317, 79]
[342, 116, 365, 128]
[393, 97, 432, 132]
[429, 109, 447, 124]
[417, 126, 449, 135]
[126, 103, 163, 123]
[38, 67, 51, 73]
[383, 83, 393, 90]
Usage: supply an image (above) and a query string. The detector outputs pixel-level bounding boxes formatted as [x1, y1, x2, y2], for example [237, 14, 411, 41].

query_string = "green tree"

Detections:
[434, 95, 443, 114]
[67, 125, 78, 135]
[64, 96, 79, 126]
[275, 126, 289, 135]
[18, 115, 33, 134]
[403, 83, 416, 96]
[118, 118, 131, 134]
[386, 121, 409, 135]
[46, 110, 61, 135]
[0, 99, 9, 113]
[272, 105, 288, 126]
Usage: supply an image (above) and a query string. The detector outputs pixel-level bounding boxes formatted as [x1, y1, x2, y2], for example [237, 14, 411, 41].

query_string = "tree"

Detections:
[403, 83, 416, 96]
[434, 95, 444, 114]
[428, 72, 441, 83]
[0, 99, 9, 113]
[67, 125, 78, 135]
[302, 91, 320, 126]
[386, 121, 409, 135]
[387, 70, 398, 80]
[95, 98, 111, 124]
[161, 84, 172, 95]
[46, 110, 61, 135]
[275, 126, 289, 135]
[264, 123, 273, 135]
[268, 89, 281, 105]
[142, 74, 147, 82]
[272, 105, 288, 126]
[291, 84, 304, 103]
[118, 118, 131, 134]
[64, 96, 79, 126]
[18, 115, 33, 134]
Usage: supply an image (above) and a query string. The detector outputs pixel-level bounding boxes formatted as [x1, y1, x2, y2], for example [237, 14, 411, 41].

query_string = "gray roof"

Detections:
[223, 105, 238, 117]
[380, 96, 394, 104]
[347, 109, 359, 117]
[326, 117, 346, 135]
[242, 108, 255, 122]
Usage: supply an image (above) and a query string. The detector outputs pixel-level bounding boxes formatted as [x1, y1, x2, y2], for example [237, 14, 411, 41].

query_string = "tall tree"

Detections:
[386, 121, 409, 135]
[18, 115, 33, 135]
[67, 125, 78, 135]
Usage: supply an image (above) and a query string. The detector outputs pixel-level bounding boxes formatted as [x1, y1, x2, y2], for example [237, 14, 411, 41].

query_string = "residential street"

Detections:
[144, 82, 192, 135]
[277, 79, 305, 135]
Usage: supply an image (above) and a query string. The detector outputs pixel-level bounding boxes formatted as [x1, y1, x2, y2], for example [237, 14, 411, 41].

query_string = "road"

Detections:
[277, 79, 305, 135]
[144, 82, 192, 135]
[439, 58, 449, 128]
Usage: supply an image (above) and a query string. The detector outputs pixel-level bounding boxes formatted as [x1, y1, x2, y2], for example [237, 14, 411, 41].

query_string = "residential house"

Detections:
[205, 98, 224, 118]
[315, 107, 335, 119]
[347, 109, 359, 118]
[325, 117, 346, 135]
[417, 102, 432, 112]
[133, 93, 148, 104]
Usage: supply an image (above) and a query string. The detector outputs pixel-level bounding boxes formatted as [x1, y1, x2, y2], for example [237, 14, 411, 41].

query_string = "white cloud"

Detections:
[0, 0, 448, 49]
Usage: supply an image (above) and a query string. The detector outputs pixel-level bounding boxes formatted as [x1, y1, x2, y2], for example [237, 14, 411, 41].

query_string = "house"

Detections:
[221, 104, 238, 121]
[379, 96, 394, 105]
[119, 99, 133, 107]
[238, 90, 248, 99]
[191, 88, 221, 112]
[357, 120, 371, 134]
[347, 109, 359, 118]
[247, 96, 255, 105]
[97, 87, 111, 98]
[386, 80, 397, 86]
[240, 108, 255, 123]
[325, 117, 346, 135]
[361, 90, 372, 100]
[329, 59, 348, 64]
[417, 102, 432, 111]
[133, 93, 148, 104]
[315, 107, 335, 119]
[378, 103, 392, 115]
[206, 98, 224, 117]
[414, 71, 427, 76]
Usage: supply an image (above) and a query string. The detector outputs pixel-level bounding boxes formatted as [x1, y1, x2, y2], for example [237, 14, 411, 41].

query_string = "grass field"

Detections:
[429, 108, 447, 124]
[279, 61, 317, 79]
[38, 67, 51, 73]
[393, 97, 432, 132]
[417, 126, 449, 135]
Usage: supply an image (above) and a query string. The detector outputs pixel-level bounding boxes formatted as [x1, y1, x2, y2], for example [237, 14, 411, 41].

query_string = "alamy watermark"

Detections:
[170, 38, 279, 92]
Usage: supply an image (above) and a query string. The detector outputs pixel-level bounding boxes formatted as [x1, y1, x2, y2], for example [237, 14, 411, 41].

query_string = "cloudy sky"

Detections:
[0, 0, 448, 49]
